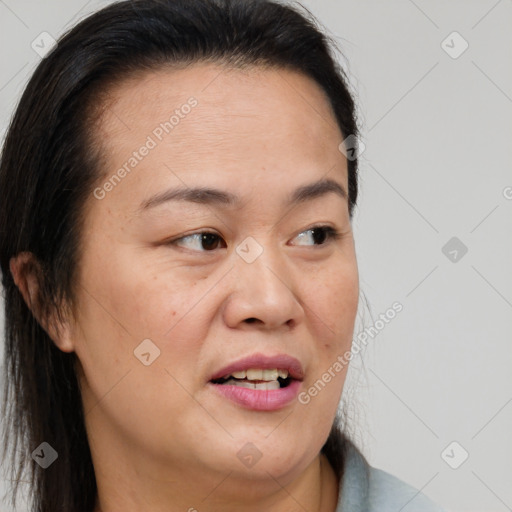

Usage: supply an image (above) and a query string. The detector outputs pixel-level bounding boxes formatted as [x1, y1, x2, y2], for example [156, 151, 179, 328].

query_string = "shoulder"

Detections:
[336, 439, 446, 512]
[367, 466, 446, 512]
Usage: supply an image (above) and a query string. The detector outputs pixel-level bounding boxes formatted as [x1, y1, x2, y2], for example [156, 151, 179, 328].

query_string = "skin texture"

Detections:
[11, 64, 359, 511]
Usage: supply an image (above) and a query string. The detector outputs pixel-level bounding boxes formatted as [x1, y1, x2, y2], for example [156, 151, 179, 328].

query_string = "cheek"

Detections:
[304, 260, 359, 350]
[72, 244, 213, 397]
[80, 239, 210, 338]
[72, 252, 214, 439]
[297, 259, 358, 411]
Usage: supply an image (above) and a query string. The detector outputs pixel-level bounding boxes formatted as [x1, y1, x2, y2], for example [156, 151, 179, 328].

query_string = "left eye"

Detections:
[292, 225, 341, 246]
[171, 225, 340, 252]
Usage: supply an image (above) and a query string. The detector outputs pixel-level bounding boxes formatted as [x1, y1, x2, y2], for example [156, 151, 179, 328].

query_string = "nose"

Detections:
[222, 242, 305, 331]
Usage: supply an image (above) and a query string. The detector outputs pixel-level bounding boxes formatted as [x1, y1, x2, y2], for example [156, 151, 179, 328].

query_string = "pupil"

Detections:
[312, 228, 326, 245]
[201, 233, 219, 250]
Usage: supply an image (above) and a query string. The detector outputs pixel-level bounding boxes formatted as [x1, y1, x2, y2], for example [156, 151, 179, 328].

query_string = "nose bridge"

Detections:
[236, 234, 288, 288]
[225, 235, 303, 328]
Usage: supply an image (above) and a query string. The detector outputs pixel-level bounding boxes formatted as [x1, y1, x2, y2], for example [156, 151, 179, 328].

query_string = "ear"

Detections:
[9, 251, 75, 353]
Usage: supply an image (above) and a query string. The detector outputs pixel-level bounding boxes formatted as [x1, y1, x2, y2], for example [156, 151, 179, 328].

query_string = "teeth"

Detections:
[262, 369, 278, 380]
[255, 381, 280, 390]
[223, 379, 280, 390]
[228, 368, 289, 381]
[246, 368, 263, 380]
[223, 379, 254, 389]
[221, 368, 290, 381]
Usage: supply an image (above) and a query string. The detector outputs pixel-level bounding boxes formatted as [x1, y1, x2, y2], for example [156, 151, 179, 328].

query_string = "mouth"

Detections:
[210, 368, 294, 390]
[208, 353, 304, 411]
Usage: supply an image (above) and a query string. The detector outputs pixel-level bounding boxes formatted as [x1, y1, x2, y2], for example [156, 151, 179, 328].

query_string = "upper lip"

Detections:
[209, 352, 305, 382]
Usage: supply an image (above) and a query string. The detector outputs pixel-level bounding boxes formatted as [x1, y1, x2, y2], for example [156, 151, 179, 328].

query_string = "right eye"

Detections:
[169, 231, 227, 252]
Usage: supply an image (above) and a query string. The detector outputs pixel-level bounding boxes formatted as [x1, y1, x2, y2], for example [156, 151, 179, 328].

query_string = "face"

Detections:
[68, 64, 359, 493]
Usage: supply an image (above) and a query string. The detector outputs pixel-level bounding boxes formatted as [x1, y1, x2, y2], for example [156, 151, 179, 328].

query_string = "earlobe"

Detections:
[9, 252, 75, 353]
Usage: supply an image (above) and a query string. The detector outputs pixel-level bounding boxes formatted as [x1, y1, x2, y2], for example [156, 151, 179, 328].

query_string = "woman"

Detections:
[0, 1, 446, 511]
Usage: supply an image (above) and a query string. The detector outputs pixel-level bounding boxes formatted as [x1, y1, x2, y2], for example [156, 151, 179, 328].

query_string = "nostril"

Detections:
[245, 318, 258, 324]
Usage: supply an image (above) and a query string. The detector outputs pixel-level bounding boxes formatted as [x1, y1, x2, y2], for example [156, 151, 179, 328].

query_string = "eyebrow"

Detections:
[139, 178, 347, 211]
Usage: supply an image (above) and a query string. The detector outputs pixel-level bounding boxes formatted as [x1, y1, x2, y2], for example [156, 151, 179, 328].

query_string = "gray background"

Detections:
[0, 1, 511, 511]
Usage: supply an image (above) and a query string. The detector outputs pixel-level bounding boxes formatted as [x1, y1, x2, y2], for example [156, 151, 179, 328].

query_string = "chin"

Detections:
[225, 436, 315, 482]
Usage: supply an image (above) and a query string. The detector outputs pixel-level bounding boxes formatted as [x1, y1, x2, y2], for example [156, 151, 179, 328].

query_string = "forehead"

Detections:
[96, 63, 343, 159]
[89, 63, 348, 215]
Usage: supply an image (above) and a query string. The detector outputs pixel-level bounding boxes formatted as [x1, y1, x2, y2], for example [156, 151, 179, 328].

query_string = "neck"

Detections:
[92, 452, 339, 512]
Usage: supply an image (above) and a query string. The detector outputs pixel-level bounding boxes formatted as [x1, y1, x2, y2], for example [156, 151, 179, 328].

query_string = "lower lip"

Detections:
[208, 380, 302, 411]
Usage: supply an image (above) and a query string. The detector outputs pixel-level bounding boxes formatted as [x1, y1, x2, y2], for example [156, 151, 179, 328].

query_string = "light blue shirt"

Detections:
[336, 441, 446, 511]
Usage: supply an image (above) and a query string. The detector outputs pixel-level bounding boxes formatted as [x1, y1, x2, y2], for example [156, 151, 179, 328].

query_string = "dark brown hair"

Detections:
[0, 1, 359, 510]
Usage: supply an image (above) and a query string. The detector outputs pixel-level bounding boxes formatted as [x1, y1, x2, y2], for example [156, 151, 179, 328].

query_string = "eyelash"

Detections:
[169, 224, 342, 253]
